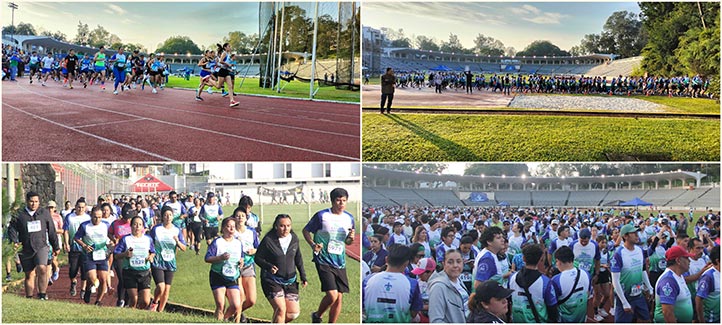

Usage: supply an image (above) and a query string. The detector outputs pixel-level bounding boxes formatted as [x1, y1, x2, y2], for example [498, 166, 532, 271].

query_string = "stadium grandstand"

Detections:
[362, 166, 720, 209]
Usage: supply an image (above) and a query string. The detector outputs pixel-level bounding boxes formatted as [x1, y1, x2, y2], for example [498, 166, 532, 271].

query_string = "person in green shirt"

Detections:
[653, 246, 695, 323]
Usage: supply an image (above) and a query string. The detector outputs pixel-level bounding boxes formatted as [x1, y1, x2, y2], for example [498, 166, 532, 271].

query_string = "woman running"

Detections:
[108, 47, 128, 95]
[74, 207, 112, 305]
[146, 53, 161, 94]
[187, 197, 204, 254]
[195, 50, 220, 101]
[216, 43, 239, 107]
[232, 208, 259, 321]
[205, 217, 245, 322]
[238, 195, 260, 234]
[92, 46, 108, 90]
[255, 214, 307, 323]
[113, 216, 155, 309]
[149, 206, 187, 312]
[201, 193, 224, 247]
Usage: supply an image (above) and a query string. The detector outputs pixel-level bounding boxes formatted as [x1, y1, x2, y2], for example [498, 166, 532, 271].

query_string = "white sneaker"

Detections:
[207, 88, 213, 94]
[113, 90, 118, 95]
[91, 285, 97, 294]
[598, 309, 609, 317]
[593, 314, 604, 322]
[152, 88, 157, 94]
[109, 270, 115, 278]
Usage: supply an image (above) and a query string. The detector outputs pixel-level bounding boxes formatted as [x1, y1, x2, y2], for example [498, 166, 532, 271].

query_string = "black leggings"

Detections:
[188, 222, 203, 242]
[113, 259, 126, 302]
[68, 251, 87, 281]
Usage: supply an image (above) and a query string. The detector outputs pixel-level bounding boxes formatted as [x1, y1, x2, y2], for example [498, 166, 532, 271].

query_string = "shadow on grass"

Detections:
[386, 114, 481, 160]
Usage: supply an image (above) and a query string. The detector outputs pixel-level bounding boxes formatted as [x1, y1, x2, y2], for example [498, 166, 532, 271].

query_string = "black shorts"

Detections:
[82, 256, 109, 273]
[19, 247, 50, 272]
[204, 226, 218, 240]
[216, 68, 230, 78]
[209, 270, 239, 290]
[315, 263, 349, 293]
[122, 269, 152, 290]
[261, 276, 299, 302]
[151, 267, 175, 285]
[596, 269, 611, 285]
[29, 65, 39, 73]
[149, 71, 159, 77]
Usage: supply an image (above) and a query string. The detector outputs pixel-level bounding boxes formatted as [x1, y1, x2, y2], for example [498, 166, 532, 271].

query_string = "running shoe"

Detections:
[148, 301, 158, 311]
[101, 85, 106, 90]
[116, 299, 125, 307]
[598, 309, 609, 317]
[52, 271, 59, 281]
[207, 88, 213, 94]
[16, 264, 22, 273]
[48, 278, 53, 286]
[83, 83, 87, 88]
[132, 84, 137, 89]
[109, 270, 114, 278]
[113, 90, 118, 95]
[41, 83, 46, 87]
[221, 91, 229, 97]
[29, 79, 32, 84]
[80, 289, 85, 299]
[311, 312, 322, 323]
[195, 96, 204, 101]
[229, 100, 239, 107]
[38, 295, 48, 301]
[152, 88, 158, 94]
[95, 301, 102, 306]
[70, 281, 77, 296]
[239, 313, 247, 323]
[83, 288, 92, 303]
[5, 274, 11, 281]
[69, 85, 74, 89]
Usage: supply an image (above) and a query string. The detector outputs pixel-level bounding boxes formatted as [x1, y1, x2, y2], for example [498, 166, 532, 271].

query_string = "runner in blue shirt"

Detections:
[113, 216, 156, 309]
[205, 217, 244, 322]
[148, 206, 186, 312]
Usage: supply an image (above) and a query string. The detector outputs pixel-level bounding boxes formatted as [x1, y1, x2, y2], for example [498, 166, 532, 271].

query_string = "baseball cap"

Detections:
[98, 196, 105, 202]
[620, 224, 640, 236]
[551, 219, 560, 225]
[411, 258, 436, 275]
[579, 228, 592, 239]
[665, 246, 695, 261]
[476, 280, 515, 302]
[207, 192, 215, 198]
[47, 200, 57, 208]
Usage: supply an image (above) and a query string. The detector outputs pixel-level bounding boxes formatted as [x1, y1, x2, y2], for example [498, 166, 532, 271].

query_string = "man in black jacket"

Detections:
[8, 191, 60, 300]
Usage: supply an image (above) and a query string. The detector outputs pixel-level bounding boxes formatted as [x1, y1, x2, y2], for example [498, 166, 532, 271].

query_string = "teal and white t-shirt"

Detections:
[114, 234, 155, 271]
[685, 255, 711, 297]
[303, 208, 355, 269]
[201, 203, 223, 227]
[508, 272, 557, 323]
[163, 201, 186, 229]
[206, 237, 244, 281]
[653, 268, 693, 323]
[150, 224, 185, 271]
[696, 267, 720, 323]
[63, 212, 91, 252]
[74, 220, 111, 261]
[610, 245, 647, 298]
[551, 268, 592, 323]
[364, 272, 423, 323]
[569, 240, 600, 275]
[647, 245, 667, 273]
[234, 227, 258, 267]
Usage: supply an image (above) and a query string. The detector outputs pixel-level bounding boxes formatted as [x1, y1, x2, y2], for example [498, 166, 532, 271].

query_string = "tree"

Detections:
[440, 33, 467, 54]
[156, 36, 202, 55]
[374, 164, 448, 174]
[380, 27, 410, 48]
[413, 35, 439, 52]
[224, 31, 259, 54]
[73, 21, 90, 46]
[2, 22, 37, 35]
[464, 164, 529, 176]
[516, 40, 570, 57]
[41, 30, 67, 42]
[472, 33, 505, 56]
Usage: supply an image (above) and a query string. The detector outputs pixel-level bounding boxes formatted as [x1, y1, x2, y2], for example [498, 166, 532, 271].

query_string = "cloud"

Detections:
[106, 4, 126, 15]
[509, 4, 567, 24]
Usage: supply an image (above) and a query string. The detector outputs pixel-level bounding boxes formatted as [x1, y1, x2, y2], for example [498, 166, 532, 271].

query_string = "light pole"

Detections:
[8, 2, 18, 45]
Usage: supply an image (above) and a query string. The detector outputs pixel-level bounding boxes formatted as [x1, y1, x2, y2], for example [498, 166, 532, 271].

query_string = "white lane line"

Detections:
[3, 103, 173, 161]
[15, 85, 359, 160]
[75, 118, 148, 129]
[104, 95, 359, 136]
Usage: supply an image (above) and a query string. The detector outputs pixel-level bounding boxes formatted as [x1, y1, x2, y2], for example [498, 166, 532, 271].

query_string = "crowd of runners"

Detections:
[6, 188, 356, 324]
[361, 205, 720, 323]
[388, 70, 714, 98]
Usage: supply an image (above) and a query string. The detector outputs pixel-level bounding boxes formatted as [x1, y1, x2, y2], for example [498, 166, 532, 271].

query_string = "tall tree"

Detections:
[472, 33, 505, 56]
[516, 40, 570, 57]
[156, 36, 202, 54]
[440, 33, 466, 53]
[374, 164, 448, 174]
[40, 30, 67, 42]
[224, 31, 259, 55]
[2, 22, 37, 35]
[73, 21, 90, 45]
[413, 35, 439, 52]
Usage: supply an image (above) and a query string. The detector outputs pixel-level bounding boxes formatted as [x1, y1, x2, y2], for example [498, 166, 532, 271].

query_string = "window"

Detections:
[247, 163, 253, 179]
[325, 163, 331, 177]
[286, 163, 292, 178]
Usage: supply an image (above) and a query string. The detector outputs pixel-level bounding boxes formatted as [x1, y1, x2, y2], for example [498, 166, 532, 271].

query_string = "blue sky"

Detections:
[363, 2, 642, 51]
[2, 2, 261, 52]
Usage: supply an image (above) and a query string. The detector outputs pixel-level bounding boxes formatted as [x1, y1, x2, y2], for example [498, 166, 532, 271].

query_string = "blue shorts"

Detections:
[41, 68, 51, 74]
[94, 66, 106, 72]
[82, 257, 109, 273]
[614, 294, 650, 322]
[62, 68, 67, 75]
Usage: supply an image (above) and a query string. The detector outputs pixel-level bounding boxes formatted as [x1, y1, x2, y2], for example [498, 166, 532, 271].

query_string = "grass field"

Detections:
[166, 76, 359, 103]
[2, 202, 361, 323]
[362, 113, 720, 161]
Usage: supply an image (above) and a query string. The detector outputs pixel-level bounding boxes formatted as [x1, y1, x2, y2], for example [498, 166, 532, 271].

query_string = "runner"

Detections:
[27, 51, 40, 83]
[40, 52, 54, 86]
[507, 244, 558, 323]
[205, 217, 245, 322]
[162, 191, 188, 245]
[74, 206, 112, 305]
[187, 197, 204, 254]
[145, 53, 161, 94]
[303, 188, 355, 323]
[148, 206, 187, 312]
[63, 49, 79, 89]
[255, 214, 308, 323]
[610, 224, 653, 323]
[63, 198, 91, 298]
[216, 43, 240, 107]
[233, 207, 259, 321]
[238, 195, 260, 234]
[201, 193, 223, 246]
[109, 205, 134, 307]
[92, 46, 108, 90]
[78, 54, 92, 88]
[113, 216, 156, 309]
[47, 200, 63, 285]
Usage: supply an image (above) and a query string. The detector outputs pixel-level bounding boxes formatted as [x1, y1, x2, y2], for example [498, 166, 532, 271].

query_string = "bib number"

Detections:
[222, 262, 237, 277]
[579, 262, 591, 272]
[93, 248, 106, 261]
[27, 220, 41, 233]
[130, 256, 146, 268]
[630, 284, 643, 297]
[327, 240, 344, 255]
[459, 273, 472, 283]
[161, 250, 175, 262]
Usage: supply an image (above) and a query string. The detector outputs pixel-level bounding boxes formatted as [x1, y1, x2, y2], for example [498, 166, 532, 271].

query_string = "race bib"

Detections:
[630, 283, 643, 296]
[93, 248, 106, 261]
[27, 220, 41, 233]
[130, 256, 146, 268]
[327, 240, 344, 255]
[459, 273, 472, 283]
[222, 262, 237, 277]
[161, 250, 175, 262]
[579, 262, 591, 272]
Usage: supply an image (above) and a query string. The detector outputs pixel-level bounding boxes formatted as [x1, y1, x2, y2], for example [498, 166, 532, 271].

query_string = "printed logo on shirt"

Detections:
[385, 282, 393, 291]
[662, 282, 673, 297]
[479, 262, 488, 272]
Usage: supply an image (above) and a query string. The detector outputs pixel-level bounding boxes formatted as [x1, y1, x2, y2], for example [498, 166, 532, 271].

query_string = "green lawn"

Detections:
[362, 113, 720, 161]
[2, 293, 220, 323]
[167, 76, 359, 103]
[168, 202, 361, 323]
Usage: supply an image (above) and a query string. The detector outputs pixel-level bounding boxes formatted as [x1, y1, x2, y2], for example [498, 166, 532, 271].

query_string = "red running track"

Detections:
[2, 80, 360, 161]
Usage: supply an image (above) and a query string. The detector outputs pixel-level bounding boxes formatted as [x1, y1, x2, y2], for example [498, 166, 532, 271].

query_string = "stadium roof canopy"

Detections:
[383, 47, 613, 65]
[363, 166, 708, 189]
